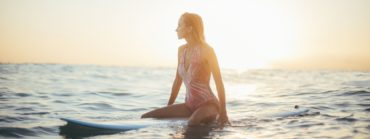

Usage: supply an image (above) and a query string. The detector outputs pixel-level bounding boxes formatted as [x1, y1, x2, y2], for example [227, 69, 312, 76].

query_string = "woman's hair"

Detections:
[181, 12, 207, 45]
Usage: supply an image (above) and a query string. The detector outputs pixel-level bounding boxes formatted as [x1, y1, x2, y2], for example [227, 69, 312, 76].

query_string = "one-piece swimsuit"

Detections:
[178, 46, 220, 112]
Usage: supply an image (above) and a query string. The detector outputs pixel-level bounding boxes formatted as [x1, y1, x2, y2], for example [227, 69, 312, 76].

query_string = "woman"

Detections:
[141, 12, 229, 126]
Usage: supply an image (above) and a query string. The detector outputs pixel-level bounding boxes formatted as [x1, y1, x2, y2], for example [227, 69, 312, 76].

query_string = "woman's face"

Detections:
[176, 17, 190, 39]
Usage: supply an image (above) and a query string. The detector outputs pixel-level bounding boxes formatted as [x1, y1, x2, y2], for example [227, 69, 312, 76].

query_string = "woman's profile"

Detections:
[141, 12, 229, 126]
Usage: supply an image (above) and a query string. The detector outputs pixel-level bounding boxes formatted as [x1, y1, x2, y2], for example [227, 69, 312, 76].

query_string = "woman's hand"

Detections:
[217, 111, 230, 127]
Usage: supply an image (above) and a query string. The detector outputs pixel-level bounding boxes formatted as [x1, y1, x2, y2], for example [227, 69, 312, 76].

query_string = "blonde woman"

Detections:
[142, 12, 229, 126]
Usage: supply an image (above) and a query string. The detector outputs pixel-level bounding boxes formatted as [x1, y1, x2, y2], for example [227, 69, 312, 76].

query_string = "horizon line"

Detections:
[1, 61, 369, 72]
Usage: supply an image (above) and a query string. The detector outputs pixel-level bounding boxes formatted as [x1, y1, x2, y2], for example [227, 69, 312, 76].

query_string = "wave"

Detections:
[0, 77, 8, 80]
[311, 106, 334, 110]
[364, 108, 370, 112]
[0, 127, 37, 137]
[357, 103, 370, 107]
[98, 91, 132, 96]
[19, 112, 49, 116]
[0, 126, 55, 138]
[14, 93, 32, 97]
[338, 90, 370, 96]
[78, 102, 122, 111]
[52, 92, 73, 97]
[336, 117, 358, 122]
[0, 115, 37, 123]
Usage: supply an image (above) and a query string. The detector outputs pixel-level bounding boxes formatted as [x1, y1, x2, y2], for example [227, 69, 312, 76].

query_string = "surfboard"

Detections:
[59, 107, 310, 137]
[59, 118, 155, 137]
[60, 118, 148, 131]
[59, 117, 188, 137]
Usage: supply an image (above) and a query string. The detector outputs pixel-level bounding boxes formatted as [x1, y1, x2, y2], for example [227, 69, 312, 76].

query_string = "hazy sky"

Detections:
[1, 0, 369, 70]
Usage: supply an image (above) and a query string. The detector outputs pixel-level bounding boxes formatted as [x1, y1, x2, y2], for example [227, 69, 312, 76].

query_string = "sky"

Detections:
[0, 0, 369, 71]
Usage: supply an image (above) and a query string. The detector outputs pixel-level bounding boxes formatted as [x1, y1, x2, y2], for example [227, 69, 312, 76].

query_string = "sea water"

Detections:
[0, 64, 369, 138]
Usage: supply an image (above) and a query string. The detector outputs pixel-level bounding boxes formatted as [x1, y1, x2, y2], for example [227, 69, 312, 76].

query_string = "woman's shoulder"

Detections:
[178, 44, 187, 52]
[177, 44, 188, 59]
[200, 43, 215, 55]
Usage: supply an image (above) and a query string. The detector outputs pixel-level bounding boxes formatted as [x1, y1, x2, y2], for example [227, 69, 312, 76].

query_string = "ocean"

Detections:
[0, 64, 369, 138]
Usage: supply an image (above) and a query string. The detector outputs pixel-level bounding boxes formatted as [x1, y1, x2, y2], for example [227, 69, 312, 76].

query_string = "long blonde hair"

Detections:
[181, 12, 207, 45]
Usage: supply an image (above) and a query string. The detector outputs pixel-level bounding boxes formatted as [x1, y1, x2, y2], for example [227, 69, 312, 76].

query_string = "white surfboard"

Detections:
[59, 117, 187, 137]
[60, 118, 149, 131]
[59, 107, 310, 137]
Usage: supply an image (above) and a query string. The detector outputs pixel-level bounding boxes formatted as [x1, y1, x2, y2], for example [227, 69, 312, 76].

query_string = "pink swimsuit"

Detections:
[178, 46, 220, 112]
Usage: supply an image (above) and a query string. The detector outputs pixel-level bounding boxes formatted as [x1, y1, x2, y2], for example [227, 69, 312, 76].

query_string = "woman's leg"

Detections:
[187, 103, 218, 126]
[141, 103, 192, 118]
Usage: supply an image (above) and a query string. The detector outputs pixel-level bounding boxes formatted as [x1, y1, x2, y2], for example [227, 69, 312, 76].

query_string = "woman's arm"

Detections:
[167, 47, 183, 105]
[167, 69, 182, 105]
[208, 47, 229, 125]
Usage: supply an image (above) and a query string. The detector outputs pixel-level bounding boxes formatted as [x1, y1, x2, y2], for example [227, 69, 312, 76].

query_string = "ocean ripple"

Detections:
[0, 127, 37, 137]
[0, 126, 56, 138]
[339, 90, 370, 96]
[0, 64, 369, 138]
[78, 102, 122, 111]
[0, 116, 37, 123]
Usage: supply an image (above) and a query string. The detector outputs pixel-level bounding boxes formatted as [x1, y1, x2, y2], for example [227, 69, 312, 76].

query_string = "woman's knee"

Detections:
[142, 103, 191, 119]
[188, 114, 217, 126]
[141, 109, 159, 118]
[187, 118, 201, 126]
[187, 105, 218, 126]
[141, 107, 166, 118]
[141, 112, 151, 118]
